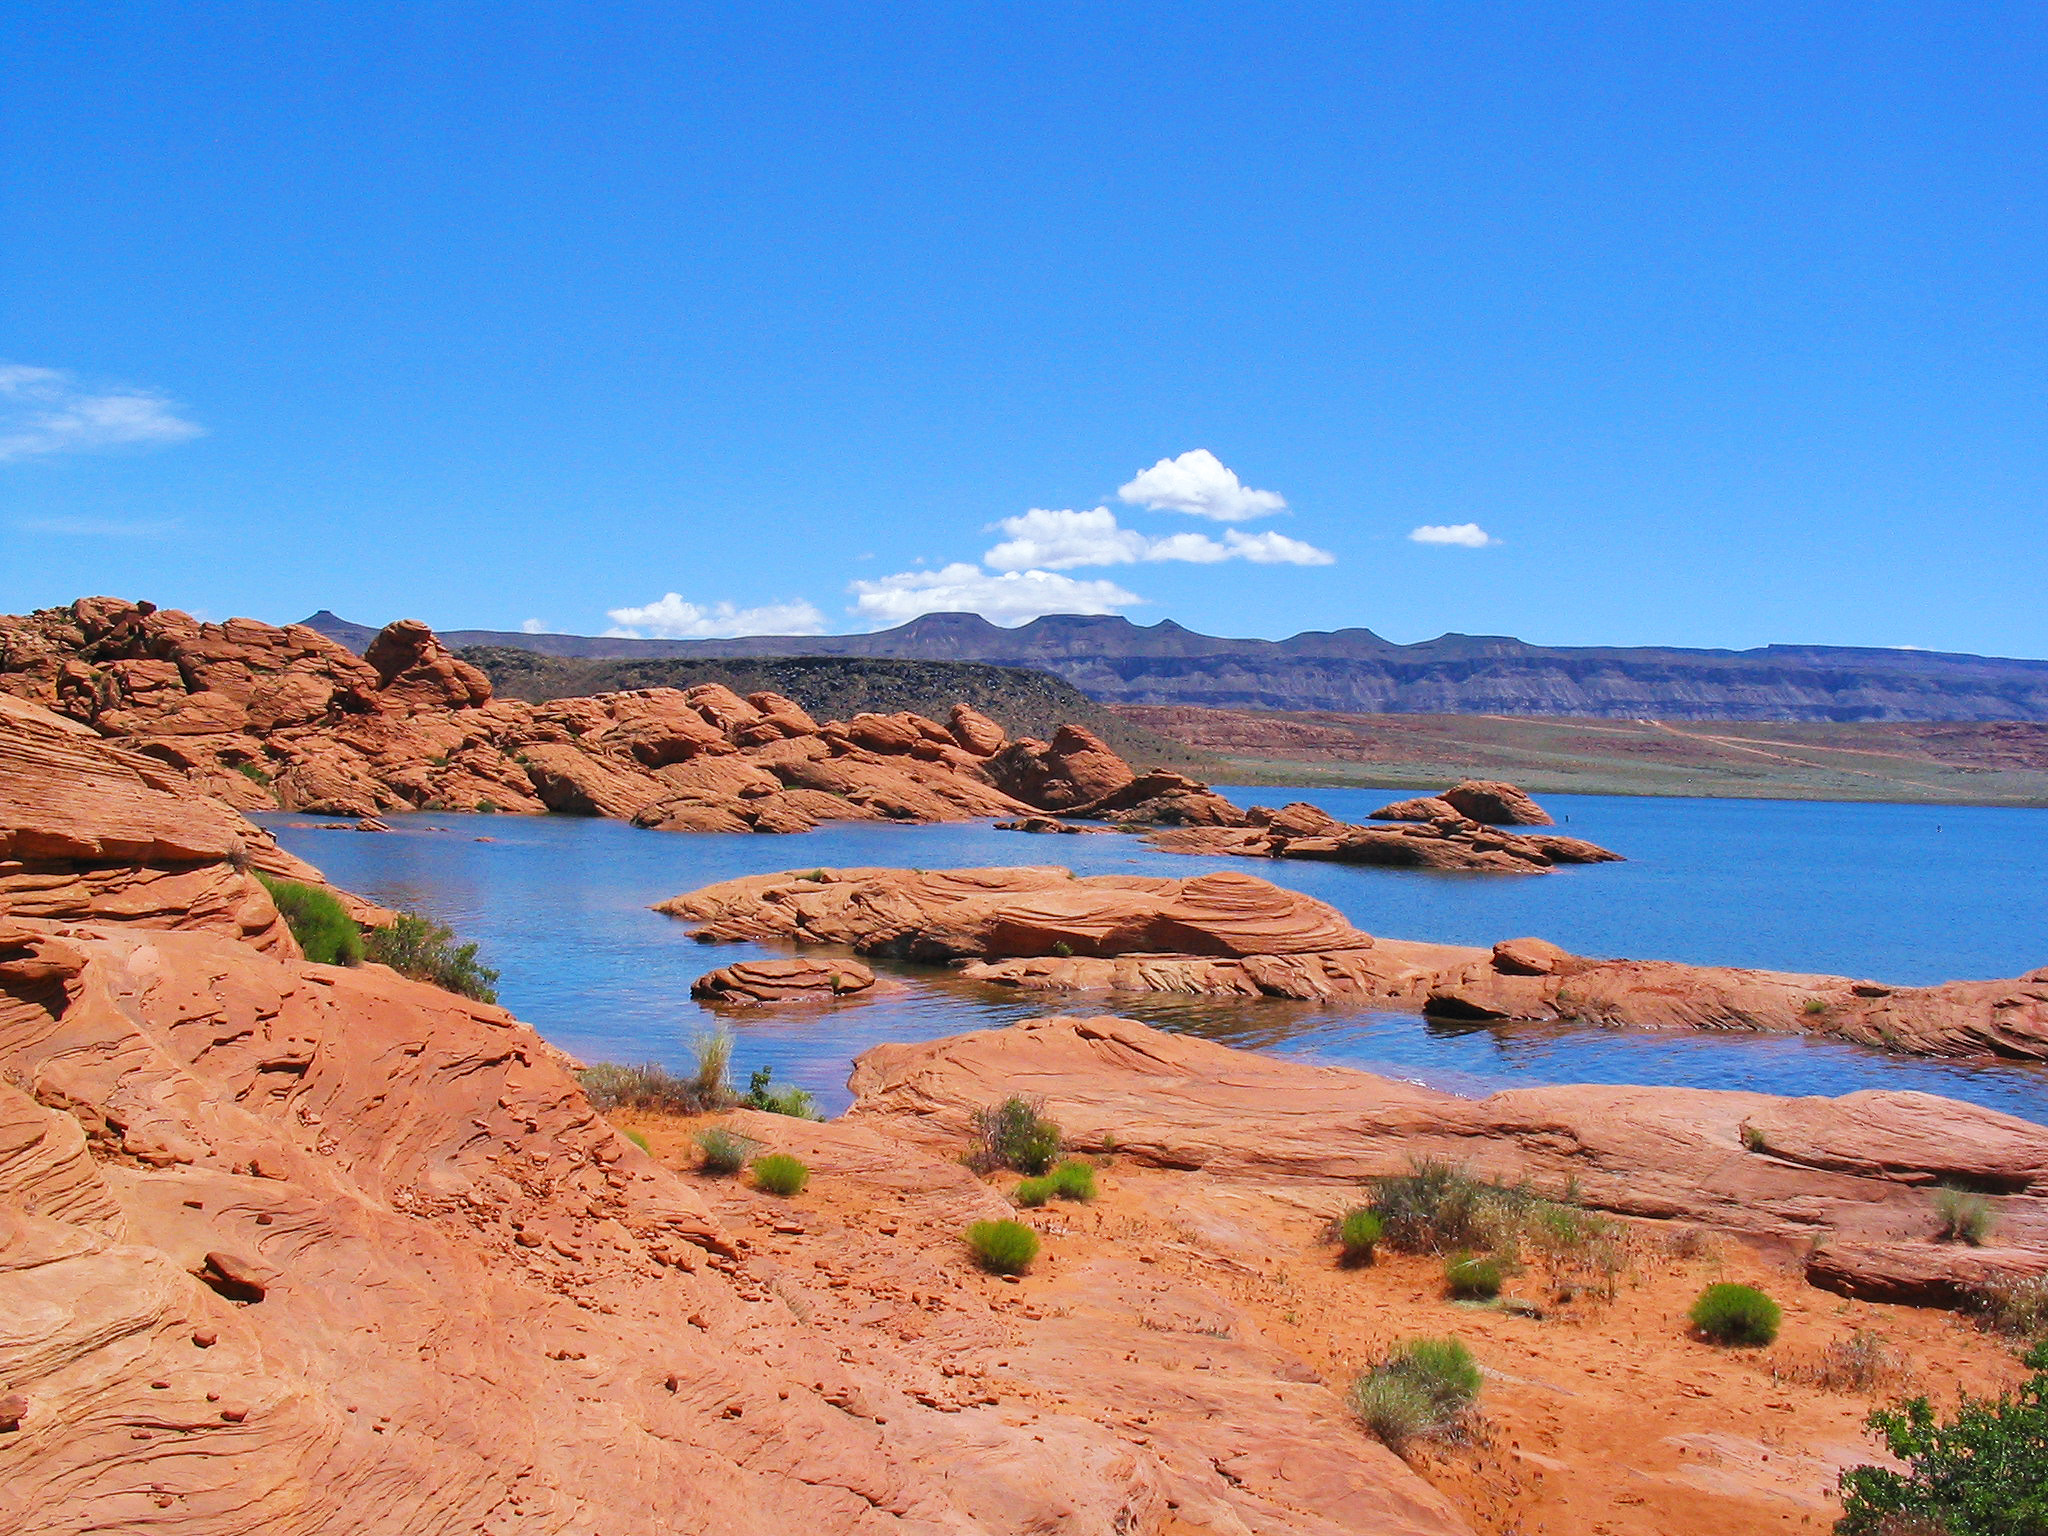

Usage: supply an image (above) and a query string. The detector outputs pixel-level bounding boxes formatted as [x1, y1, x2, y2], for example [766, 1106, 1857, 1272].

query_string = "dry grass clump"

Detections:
[1773, 1330, 1905, 1394]
[581, 1028, 741, 1116]
[1933, 1186, 1997, 1246]
[1968, 1274, 2048, 1341]
[696, 1126, 759, 1176]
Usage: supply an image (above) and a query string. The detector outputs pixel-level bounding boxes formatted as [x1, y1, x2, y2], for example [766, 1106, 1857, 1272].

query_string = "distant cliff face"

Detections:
[300, 611, 2048, 722]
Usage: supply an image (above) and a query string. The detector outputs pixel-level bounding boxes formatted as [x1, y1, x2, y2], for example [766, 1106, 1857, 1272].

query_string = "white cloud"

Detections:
[0, 364, 203, 462]
[520, 618, 548, 634]
[1117, 448, 1286, 522]
[848, 562, 1142, 628]
[984, 506, 1331, 570]
[1408, 522, 1498, 548]
[604, 594, 827, 639]
[10, 515, 180, 538]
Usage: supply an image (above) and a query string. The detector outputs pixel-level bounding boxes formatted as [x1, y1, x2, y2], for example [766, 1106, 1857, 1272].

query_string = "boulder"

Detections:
[1366, 795, 1460, 822]
[1441, 779, 1554, 826]
[691, 957, 882, 1004]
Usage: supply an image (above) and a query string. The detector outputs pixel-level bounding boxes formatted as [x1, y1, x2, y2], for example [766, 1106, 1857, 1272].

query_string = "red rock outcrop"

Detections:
[690, 956, 886, 1004]
[0, 599, 1090, 835]
[845, 1013, 2048, 1265]
[663, 865, 2048, 1060]
[1371, 780, 1555, 826]
[1154, 803, 1620, 872]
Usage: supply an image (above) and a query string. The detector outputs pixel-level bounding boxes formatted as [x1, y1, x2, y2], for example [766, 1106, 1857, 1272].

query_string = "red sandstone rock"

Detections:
[1366, 795, 1460, 822]
[1152, 811, 1622, 872]
[946, 703, 1008, 756]
[1441, 780, 1555, 825]
[690, 957, 883, 1004]
[1805, 1240, 2048, 1306]
[987, 724, 1137, 810]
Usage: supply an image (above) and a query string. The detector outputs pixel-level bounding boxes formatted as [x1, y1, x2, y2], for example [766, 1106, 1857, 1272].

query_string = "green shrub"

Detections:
[1350, 1337, 1482, 1451]
[256, 875, 364, 966]
[363, 911, 500, 1002]
[1835, 1340, 2048, 1536]
[476, 798, 497, 813]
[1337, 1208, 1384, 1267]
[752, 1153, 809, 1196]
[1935, 1186, 1996, 1246]
[967, 1096, 1062, 1176]
[579, 1061, 701, 1113]
[1049, 1158, 1097, 1201]
[1690, 1283, 1782, 1346]
[1050, 940, 1074, 958]
[742, 1065, 820, 1120]
[1802, 996, 1829, 1016]
[623, 1128, 651, 1153]
[235, 760, 273, 786]
[966, 1219, 1040, 1275]
[1012, 1176, 1056, 1208]
[1445, 1253, 1506, 1301]
[696, 1126, 757, 1176]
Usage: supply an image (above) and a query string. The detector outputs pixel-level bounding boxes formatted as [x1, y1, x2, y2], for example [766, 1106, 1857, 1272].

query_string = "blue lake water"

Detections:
[259, 786, 2048, 1122]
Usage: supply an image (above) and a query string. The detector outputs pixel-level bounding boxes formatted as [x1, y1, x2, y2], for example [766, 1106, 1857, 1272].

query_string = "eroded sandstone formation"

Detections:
[1371, 780, 1555, 826]
[1151, 799, 1621, 873]
[0, 598, 1175, 836]
[662, 865, 2048, 1059]
[844, 1013, 2048, 1298]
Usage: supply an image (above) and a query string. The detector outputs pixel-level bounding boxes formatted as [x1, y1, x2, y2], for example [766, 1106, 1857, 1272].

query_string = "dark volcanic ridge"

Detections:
[301, 610, 2048, 723]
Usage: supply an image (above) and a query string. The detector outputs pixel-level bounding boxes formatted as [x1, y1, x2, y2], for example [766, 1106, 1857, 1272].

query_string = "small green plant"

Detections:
[966, 1219, 1040, 1275]
[1337, 1208, 1384, 1267]
[743, 1065, 820, 1119]
[966, 1096, 1062, 1176]
[1049, 1158, 1097, 1201]
[1802, 996, 1829, 1016]
[476, 798, 498, 813]
[428, 751, 451, 767]
[623, 1128, 651, 1153]
[1445, 1253, 1506, 1301]
[1350, 1337, 1482, 1452]
[1690, 1283, 1782, 1346]
[256, 874, 364, 966]
[696, 1126, 757, 1176]
[1835, 1340, 2048, 1536]
[363, 911, 500, 1002]
[752, 1153, 809, 1196]
[580, 1061, 701, 1113]
[797, 869, 829, 883]
[1934, 1186, 1996, 1246]
[1741, 1124, 1768, 1153]
[1012, 1176, 1056, 1207]
[1050, 940, 1075, 958]
[234, 760, 273, 786]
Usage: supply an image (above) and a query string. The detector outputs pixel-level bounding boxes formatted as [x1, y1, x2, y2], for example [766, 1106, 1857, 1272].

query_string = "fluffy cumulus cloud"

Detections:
[848, 563, 1141, 628]
[0, 364, 203, 461]
[604, 594, 827, 639]
[1117, 448, 1286, 522]
[1408, 522, 1498, 548]
[982, 507, 1331, 570]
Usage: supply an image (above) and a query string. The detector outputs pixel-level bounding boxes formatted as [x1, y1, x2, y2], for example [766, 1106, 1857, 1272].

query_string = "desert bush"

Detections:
[1445, 1253, 1506, 1301]
[363, 911, 500, 1002]
[1691, 1283, 1782, 1346]
[1337, 1208, 1384, 1267]
[1049, 1158, 1097, 1201]
[257, 875, 363, 966]
[1368, 1160, 1529, 1255]
[1835, 1340, 2048, 1536]
[743, 1065, 820, 1119]
[695, 1126, 758, 1175]
[1012, 1176, 1056, 1208]
[966, 1219, 1039, 1275]
[1802, 996, 1829, 1016]
[966, 1097, 1062, 1176]
[579, 1061, 701, 1113]
[752, 1153, 809, 1196]
[1934, 1187, 1996, 1246]
[1969, 1275, 2048, 1341]
[622, 1128, 651, 1153]
[1350, 1337, 1482, 1452]
[235, 760, 273, 786]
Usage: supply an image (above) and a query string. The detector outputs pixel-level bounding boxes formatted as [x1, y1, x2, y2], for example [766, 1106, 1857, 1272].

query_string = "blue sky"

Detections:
[3, 3, 2045, 654]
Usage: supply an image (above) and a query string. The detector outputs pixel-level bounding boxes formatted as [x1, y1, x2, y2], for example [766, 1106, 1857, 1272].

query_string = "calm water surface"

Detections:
[260, 786, 2048, 1120]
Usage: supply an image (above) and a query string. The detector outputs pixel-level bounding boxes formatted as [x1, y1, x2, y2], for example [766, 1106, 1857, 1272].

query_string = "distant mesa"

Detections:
[300, 610, 2048, 723]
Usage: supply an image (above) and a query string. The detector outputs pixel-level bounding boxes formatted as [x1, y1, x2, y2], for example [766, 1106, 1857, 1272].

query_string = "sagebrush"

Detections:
[364, 912, 499, 1002]
[257, 875, 363, 966]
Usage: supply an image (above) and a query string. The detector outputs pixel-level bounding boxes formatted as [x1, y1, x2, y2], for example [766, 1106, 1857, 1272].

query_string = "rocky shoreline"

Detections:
[662, 864, 2048, 1060]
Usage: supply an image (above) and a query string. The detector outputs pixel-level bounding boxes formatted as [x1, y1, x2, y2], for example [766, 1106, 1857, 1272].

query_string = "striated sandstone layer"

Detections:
[662, 865, 2048, 1060]
[1370, 780, 1553, 826]
[844, 1014, 2048, 1282]
[1150, 799, 1621, 873]
[0, 598, 1175, 837]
